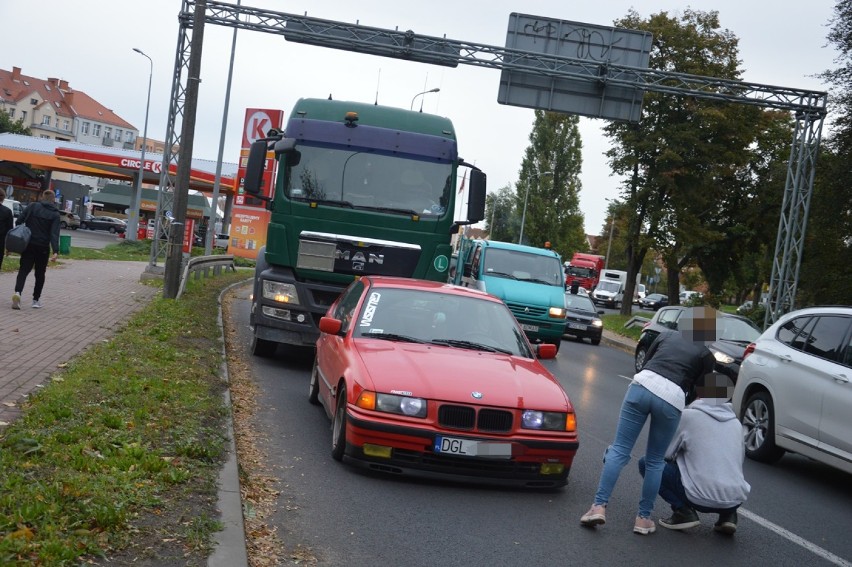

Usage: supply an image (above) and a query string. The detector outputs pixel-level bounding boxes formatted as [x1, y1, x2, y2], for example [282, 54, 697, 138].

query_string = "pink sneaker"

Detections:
[634, 516, 656, 535]
[580, 504, 606, 526]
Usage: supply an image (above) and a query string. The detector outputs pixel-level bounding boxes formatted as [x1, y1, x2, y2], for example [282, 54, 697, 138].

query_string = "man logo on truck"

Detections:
[336, 249, 384, 271]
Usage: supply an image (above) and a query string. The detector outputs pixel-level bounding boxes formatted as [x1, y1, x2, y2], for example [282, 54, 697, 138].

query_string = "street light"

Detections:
[128, 47, 152, 242]
[518, 171, 552, 245]
[410, 87, 440, 111]
[604, 197, 618, 270]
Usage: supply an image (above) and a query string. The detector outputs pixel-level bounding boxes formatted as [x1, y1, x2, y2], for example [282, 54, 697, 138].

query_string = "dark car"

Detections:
[81, 215, 126, 234]
[638, 293, 669, 311]
[562, 291, 604, 345]
[633, 306, 761, 383]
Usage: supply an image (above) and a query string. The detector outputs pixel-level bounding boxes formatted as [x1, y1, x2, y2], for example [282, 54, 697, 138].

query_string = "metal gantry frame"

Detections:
[156, 0, 827, 319]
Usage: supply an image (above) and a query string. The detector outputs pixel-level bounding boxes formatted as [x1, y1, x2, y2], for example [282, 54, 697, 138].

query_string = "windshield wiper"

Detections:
[297, 197, 355, 209]
[365, 333, 426, 344]
[370, 206, 420, 216]
[431, 339, 512, 355]
[524, 278, 555, 285]
[486, 271, 518, 280]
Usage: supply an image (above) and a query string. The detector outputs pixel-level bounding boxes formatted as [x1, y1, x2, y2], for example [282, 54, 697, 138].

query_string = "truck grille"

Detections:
[438, 404, 513, 433]
[505, 302, 547, 318]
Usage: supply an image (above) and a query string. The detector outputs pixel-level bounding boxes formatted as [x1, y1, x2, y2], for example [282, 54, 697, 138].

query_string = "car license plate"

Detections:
[434, 436, 512, 459]
[521, 324, 539, 332]
[568, 323, 586, 330]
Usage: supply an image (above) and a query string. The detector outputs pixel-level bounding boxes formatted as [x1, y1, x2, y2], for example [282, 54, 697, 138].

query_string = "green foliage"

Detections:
[515, 110, 586, 256]
[0, 267, 249, 563]
[485, 184, 520, 242]
[602, 313, 644, 342]
[0, 111, 30, 135]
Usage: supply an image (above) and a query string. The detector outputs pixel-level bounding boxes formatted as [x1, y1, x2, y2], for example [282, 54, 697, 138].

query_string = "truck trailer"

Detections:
[242, 98, 486, 356]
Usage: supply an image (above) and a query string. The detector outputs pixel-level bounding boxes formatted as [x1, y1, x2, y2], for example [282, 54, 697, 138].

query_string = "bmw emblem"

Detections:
[471, 391, 483, 399]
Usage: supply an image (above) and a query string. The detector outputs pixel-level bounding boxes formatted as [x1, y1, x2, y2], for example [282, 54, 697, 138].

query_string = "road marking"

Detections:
[739, 508, 852, 567]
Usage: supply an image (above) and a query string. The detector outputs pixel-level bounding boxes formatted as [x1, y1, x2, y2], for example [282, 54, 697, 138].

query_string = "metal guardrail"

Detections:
[176, 254, 236, 299]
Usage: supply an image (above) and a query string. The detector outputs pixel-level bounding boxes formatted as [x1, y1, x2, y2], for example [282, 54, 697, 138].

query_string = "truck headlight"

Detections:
[262, 281, 300, 305]
[549, 307, 567, 319]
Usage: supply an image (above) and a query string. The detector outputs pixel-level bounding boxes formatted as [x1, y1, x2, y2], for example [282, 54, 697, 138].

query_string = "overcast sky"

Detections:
[1, 1, 838, 235]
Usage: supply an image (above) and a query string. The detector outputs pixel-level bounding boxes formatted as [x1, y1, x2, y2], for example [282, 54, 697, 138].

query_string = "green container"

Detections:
[59, 234, 71, 255]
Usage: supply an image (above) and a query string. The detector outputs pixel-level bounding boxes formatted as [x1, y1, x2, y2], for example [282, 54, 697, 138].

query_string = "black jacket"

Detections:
[20, 201, 61, 253]
[643, 330, 715, 395]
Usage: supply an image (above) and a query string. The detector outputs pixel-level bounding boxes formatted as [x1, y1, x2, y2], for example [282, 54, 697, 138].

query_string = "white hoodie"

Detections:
[666, 399, 751, 509]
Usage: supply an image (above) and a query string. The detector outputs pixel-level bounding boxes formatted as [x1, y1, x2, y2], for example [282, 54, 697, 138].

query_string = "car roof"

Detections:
[769, 305, 852, 327]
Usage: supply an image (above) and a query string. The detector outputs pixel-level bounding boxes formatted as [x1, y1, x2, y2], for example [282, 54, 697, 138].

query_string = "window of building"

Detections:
[125, 131, 133, 143]
[104, 126, 112, 139]
[7, 109, 14, 118]
[93, 124, 101, 137]
[81, 121, 89, 135]
[42, 115, 51, 126]
[115, 128, 122, 141]
[21, 111, 27, 121]
[63, 120, 70, 131]
[30, 98, 38, 105]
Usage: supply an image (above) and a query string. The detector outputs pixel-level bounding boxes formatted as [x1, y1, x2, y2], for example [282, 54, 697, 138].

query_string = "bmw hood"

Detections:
[354, 340, 571, 411]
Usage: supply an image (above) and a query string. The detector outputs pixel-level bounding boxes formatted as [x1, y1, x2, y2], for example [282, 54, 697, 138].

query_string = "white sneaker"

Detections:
[12, 293, 21, 310]
[32, 300, 42, 309]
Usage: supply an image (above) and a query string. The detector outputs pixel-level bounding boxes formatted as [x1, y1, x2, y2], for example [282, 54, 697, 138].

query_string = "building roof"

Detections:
[0, 133, 238, 193]
[0, 66, 134, 129]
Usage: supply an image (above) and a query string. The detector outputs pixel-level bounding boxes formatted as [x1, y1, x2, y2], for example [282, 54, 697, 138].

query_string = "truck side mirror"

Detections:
[466, 170, 486, 223]
[463, 263, 473, 278]
[244, 141, 269, 196]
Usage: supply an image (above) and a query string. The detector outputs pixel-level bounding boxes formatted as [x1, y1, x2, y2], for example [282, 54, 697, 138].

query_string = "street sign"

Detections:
[499, 14, 652, 122]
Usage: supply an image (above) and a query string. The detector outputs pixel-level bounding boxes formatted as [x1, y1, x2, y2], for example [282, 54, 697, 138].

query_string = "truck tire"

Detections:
[251, 334, 277, 358]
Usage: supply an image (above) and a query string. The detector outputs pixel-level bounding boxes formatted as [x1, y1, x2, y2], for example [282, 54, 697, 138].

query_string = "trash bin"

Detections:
[59, 234, 71, 255]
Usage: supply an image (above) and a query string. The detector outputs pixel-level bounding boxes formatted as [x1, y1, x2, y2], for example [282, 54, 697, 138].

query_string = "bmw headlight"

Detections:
[522, 410, 568, 431]
[712, 350, 735, 364]
[376, 393, 427, 418]
[262, 281, 299, 305]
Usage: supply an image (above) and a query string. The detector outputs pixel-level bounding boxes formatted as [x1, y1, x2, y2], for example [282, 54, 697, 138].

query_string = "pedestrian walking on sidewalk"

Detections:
[11, 189, 60, 310]
[638, 373, 750, 535]
[0, 188, 13, 271]
[580, 307, 717, 535]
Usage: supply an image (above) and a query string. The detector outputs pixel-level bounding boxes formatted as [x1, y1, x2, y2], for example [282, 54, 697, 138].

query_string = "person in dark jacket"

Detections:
[11, 190, 60, 309]
[580, 307, 717, 535]
[0, 188, 14, 271]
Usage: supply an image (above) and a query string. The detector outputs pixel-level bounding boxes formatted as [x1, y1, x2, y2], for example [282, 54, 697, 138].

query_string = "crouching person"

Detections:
[638, 373, 750, 534]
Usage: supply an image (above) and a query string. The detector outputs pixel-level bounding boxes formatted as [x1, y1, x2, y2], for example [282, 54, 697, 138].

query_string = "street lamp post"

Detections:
[128, 47, 152, 242]
[603, 197, 618, 271]
[410, 88, 440, 111]
[519, 171, 552, 245]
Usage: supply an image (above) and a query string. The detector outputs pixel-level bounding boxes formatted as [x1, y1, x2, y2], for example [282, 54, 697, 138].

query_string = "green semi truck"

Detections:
[242, 98, 486, 355]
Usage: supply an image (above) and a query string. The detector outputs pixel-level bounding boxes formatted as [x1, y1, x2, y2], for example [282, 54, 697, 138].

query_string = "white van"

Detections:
[1, 198, 24, 226]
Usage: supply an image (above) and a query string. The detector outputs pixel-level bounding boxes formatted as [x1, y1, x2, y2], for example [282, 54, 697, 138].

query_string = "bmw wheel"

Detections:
[331, 384, 347, 461]
[742, 391, 785, 463]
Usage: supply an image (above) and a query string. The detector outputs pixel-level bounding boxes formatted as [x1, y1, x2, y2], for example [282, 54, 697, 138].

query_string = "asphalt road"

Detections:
[61, 226, 125, 249]
[226, 284, 852, 567]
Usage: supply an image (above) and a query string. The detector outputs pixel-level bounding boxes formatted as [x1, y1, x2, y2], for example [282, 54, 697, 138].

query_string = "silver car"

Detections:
[732, 306, 852, 473]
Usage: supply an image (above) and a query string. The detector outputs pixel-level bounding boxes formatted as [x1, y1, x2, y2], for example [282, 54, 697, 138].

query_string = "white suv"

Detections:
[732, 306, 852, 473]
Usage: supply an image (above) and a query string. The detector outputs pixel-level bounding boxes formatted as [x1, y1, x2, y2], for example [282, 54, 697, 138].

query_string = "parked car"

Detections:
[1, 198, 24, 226]
[311, 275, 579, 488]
[679, 290, 702, 304]
[633, 306, 762, 384]
[633, 283, 647, 304]
[638, 293, 669, 311]
[563, 291, 604, 345]
[214, 233, 230, 250]
[81, 215, 126, 234]
[59, 210, 81, 230]
[732, 306, 852, 473]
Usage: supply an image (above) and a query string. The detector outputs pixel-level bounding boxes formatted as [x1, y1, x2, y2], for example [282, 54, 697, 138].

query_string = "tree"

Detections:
[0, 111, 30, 135]
[484, 184, 519, 242]
[604, 9, 764, 314]
[515, 110, 585, 256]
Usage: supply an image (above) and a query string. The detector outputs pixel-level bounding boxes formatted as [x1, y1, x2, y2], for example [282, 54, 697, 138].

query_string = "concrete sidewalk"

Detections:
[0, 259, 159, 426]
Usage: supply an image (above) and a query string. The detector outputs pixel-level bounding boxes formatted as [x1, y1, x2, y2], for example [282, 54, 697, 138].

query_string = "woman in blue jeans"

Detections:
[580, 315, 715, 535]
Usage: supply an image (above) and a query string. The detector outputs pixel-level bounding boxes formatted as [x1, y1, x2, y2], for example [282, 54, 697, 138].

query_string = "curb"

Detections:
[208, 279, 253, 567]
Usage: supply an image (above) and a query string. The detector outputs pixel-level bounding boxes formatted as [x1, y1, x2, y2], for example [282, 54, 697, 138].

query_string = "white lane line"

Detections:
[739, 508, 852, 567]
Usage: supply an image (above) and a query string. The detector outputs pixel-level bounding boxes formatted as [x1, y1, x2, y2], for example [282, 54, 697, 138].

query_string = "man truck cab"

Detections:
[452, 239, 567, 352]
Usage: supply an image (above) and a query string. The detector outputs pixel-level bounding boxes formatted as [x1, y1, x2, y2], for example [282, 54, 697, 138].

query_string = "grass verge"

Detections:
[0, 253, 250, 565]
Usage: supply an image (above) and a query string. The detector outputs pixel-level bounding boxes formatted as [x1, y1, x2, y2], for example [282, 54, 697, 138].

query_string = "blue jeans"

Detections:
[638, 458, 740, 515]
[593, 382, 681, 518]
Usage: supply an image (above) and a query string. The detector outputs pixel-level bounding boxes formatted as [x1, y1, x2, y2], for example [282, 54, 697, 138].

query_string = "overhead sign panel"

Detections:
[499, 14, 652, 122]
[284, 18, 460, 68]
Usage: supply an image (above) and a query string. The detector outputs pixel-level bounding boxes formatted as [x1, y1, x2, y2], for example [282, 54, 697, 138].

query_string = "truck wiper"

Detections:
[486, 271, 518, 280]
[366, 333, 426, 344]
[524, 278, 555, 286]
[366, 206, 420, 216]
[431, 339, 512, 355]
[305, 198, 355, 209]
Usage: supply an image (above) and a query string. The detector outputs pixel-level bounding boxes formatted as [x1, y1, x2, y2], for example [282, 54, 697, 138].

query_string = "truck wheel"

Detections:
[251, 334, 277, 358]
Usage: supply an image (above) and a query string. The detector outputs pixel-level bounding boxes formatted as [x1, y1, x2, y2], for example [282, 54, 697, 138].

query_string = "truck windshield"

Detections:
[483, 249, 564, 286]
[567, 266, 594, 278]
[285, 144, 452, 216]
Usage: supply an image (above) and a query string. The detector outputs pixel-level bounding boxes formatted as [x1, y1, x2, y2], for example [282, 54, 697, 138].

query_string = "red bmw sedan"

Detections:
[311, 275, 579, 488]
